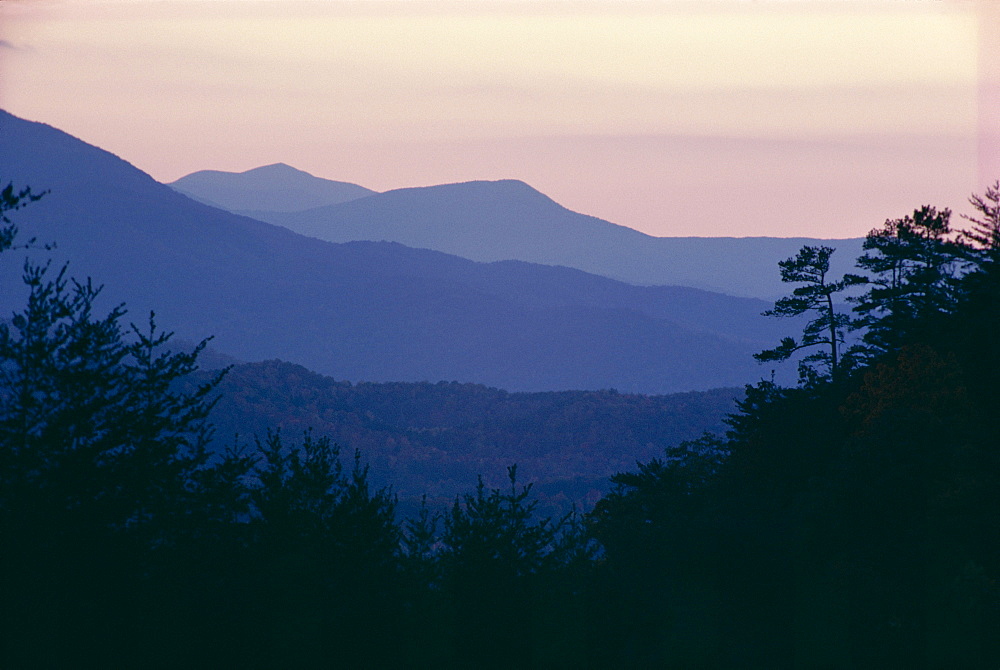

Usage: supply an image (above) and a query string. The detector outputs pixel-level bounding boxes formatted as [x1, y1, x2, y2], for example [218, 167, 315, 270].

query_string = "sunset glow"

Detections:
[0, 0, 990, 237]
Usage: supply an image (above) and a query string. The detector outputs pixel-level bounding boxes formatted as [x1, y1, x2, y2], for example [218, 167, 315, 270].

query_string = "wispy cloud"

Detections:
[0, 39, 34, 53]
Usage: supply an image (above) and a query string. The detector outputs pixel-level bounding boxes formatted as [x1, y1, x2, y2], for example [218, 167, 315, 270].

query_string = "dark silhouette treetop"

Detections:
[755, 245, 863, 383]
[1, 181, 48, 253]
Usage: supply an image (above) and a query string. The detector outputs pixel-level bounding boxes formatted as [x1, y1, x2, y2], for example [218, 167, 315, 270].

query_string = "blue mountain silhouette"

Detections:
[2, 109, 799, 392]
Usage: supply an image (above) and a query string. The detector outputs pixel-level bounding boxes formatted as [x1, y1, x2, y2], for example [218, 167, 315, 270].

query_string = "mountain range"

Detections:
[170, 166, 864, 299]
[2, 108, 805, 393]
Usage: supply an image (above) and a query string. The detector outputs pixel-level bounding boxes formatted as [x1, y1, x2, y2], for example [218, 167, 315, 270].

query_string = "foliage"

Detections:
[249, 429, 399, 565]
[590, 184, 1000, 667]
[0, 180, 606, 667]
[235, 430, 406, 667]
[0, 181, 48, 252]
[590, 434, 728, 572]
[0, 186, 231, 546]
[441, 465, 571, 578]
[433, 464, 594, 667]
[754, 245, 863, 382]
[192, 360, 740, 504]
[850, 205, 965, 359]
[0, 183, 249, 666]
[962, 179, 1000, 258]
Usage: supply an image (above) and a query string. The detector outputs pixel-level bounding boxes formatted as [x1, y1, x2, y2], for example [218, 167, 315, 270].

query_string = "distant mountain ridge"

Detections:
[170, 163, 375, 212]
[2, 108, 799, 393]
[173, 166, 864, 299]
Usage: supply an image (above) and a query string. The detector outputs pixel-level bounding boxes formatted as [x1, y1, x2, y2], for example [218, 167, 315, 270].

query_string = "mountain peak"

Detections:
[459, 178, 536, 191]
[484, 178, 545, 196]
[243, 162, 311, 176]
[485, 178, 531, 188]
[169, 163, 375, 212]
[384, 178, 551, 204]
[2, 109, 804, 394]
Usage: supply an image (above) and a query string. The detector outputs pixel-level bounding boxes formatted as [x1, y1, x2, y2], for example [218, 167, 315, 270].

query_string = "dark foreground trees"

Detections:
[0, 183, 251, 665]
[434, 465, 596, 668]
[0, 181, 599, 667]
[0, 185, 386, 666]
[590, 187, 1000, 668]
[7, 177, 1000, 668]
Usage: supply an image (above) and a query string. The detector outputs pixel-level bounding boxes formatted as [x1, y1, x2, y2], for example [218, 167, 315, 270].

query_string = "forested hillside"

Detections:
[192, 360, 738, 502]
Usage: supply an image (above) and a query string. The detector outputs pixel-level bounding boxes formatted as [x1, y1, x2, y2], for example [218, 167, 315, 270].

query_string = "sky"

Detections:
[0, 0, 996, 238]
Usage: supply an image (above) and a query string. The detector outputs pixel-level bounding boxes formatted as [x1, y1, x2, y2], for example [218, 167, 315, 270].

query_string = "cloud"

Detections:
[0, 39, 36, 54]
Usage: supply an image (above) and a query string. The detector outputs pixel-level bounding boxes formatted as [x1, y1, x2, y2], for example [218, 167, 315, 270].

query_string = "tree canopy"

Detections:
[589, 184, 1000, 667]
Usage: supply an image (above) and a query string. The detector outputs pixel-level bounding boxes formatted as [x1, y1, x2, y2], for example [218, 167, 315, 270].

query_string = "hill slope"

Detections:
[1, 109, 796, 393]
[233, 176, 864, 298]
[195, 359, 741, 501]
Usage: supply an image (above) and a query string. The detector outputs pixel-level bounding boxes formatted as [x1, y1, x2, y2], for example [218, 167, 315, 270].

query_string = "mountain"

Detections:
[170, 163, 375, 212]
[1, 109, 799, 393]
[232, 177, 864, 299]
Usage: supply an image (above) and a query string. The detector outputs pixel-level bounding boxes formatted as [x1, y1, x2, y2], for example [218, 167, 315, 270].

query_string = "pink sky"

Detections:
[0, 0, 995, 238]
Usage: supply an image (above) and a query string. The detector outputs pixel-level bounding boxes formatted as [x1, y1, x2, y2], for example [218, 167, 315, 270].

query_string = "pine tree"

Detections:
[246, 430, 403, 666]
[755, 245, 863, 383]
[850, 206, 964, 359]
[440, 465, 575, 667]
[0, 181, 47, 252]
[961, 180, 1000, 259]
[0, 182, 243, 665]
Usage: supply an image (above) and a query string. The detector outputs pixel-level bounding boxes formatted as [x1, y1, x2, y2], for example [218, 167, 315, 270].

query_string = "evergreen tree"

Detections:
[0, 271, 227, 546]
[0, 181, 47, 252]
[755, 245, 863, 383]
[246, 430, 403, 667]
[589, 187, 1000, 667]
[439, 465, 583, 668]
[850, 206, 964, 359]
[961, 180, 1000, 260]
[0, 182, 246, 665]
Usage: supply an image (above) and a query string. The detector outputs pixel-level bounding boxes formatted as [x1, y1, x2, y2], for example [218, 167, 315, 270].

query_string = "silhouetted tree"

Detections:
[755, 245, 862, 383]
[0, 181, 47, 252]
[400, 494, 444, 608]
[438, 465, 584, 667]
[246, 430, 403, 667]
[0, 183, 247, 666]
[850, 206, 964, 359]
[961, 180, 1000, 260]
[588, 435, 730, 665]
[590, 187, 1000, 668]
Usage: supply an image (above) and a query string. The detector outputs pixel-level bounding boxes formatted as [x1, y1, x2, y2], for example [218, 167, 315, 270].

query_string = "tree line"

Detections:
[2, 179, 1000, 667]
[592, 184, 1000, 666]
